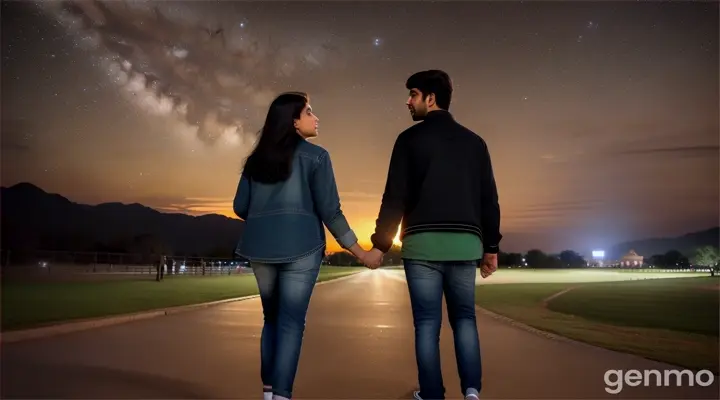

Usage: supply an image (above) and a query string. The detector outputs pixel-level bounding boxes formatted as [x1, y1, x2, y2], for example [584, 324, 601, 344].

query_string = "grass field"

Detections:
[475, 272, 719, 372]
[475, 268, 711, 284]
[1, 266, 365, 332]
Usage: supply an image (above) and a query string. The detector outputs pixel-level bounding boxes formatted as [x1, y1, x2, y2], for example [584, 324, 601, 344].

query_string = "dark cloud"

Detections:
[503, 200, 609, 227]
[0, 142, 31, 153]
[615, 145, 719, 157]
[580, 125, 720, 160]
[516, 200, 606, 214]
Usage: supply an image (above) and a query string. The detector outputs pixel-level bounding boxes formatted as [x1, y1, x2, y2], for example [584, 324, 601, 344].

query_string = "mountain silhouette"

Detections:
[610, 227, 719, 259]
[0, 182, 244, 257]
[1, 183, 716, 259]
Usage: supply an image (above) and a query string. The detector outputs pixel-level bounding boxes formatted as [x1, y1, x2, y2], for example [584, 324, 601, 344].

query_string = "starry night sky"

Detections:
[2, 0, 718, 253]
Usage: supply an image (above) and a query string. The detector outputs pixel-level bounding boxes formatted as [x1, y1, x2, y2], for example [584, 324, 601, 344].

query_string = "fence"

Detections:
[0, 249, 250, 279]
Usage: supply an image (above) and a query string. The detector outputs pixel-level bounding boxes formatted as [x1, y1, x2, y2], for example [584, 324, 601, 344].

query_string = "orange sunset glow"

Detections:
[151, 191, 408, 252]
[177, 202, 403, 253]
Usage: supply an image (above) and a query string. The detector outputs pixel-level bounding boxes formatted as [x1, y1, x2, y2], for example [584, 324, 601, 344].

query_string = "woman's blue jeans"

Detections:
[251, 250, 323, 399]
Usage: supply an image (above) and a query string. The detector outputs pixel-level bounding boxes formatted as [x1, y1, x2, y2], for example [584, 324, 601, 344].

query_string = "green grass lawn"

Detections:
[475, 276, 719, 372]
[476, 268, 710, 284]
[546, 278, 718, 336]
[1, 266, 365, 332]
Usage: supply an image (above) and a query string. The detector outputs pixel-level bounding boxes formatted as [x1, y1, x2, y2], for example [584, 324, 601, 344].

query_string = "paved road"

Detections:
[2, 270, 717, 399]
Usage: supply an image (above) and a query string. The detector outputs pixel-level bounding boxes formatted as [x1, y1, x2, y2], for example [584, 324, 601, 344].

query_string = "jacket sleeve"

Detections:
[371, 134, 409, 253]
[233, 173, 251, 220]
[479, 141, 502, 254]
[310, 151, 358, 249]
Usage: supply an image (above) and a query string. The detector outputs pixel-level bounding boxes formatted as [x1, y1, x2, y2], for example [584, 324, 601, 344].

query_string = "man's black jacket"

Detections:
[371, 110, 502, 254]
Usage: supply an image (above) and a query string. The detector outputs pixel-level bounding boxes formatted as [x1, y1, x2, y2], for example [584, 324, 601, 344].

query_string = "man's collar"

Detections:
[423, 109, 453, 121]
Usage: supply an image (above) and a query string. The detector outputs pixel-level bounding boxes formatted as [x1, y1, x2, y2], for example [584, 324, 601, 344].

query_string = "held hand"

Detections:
[364, 248, 384, 269]
[347, 243, 375, 269]
[479, 253, 498, 278]
[357, 249, 370, 267]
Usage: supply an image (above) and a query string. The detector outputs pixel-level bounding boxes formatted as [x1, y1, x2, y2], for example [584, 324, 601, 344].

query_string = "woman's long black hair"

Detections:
[242, 92, 308, 184]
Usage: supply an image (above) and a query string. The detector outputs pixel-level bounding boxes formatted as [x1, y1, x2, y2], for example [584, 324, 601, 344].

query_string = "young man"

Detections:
[365, 70, 501, 400]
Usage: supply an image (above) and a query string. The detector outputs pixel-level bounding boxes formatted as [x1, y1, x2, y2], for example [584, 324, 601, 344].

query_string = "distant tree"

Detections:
[497, 252, 509, 267]
[693, 246, 720, 266]
[525, 249, 547, 268]
[498, 252, 524, 267]
[649, 254, 666, 267]
[545, 255, 563, 268]
[509, 252, 525, 266]
[663, 250, 689, 268]
[692, 246, 720, 276]
[383, 245, 403, 266]
[559, 250, 587, 268]
[327, 251, 360, 266]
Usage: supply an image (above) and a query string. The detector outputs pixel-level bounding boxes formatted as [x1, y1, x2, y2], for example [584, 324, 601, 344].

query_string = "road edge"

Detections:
[387, 270, 710, 371]
[473, 305, 589, 346]
[1, 270, 367, 344]
[382, 269, 614, 347]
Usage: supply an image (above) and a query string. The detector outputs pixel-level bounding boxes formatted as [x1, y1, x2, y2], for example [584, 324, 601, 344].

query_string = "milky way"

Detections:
[38, 0, 343, 145]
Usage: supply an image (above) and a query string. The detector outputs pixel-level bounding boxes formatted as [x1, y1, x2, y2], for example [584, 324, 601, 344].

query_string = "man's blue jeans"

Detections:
[404, 259, 482, 400]
[252, 250, 323, 399]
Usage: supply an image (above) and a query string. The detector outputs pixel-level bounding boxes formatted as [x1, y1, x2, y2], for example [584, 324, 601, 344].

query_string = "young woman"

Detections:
[233, 92, 368, 400]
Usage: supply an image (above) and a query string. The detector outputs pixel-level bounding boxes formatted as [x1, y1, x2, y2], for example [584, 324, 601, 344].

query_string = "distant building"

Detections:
[620, 249, 644, 267]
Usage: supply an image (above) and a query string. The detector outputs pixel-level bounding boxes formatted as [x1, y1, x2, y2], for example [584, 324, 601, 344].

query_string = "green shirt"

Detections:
[401, 232, 483, 261]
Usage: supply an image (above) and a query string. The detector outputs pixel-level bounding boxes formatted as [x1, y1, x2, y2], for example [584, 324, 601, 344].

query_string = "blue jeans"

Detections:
[252, 249, 323, 399]
[404, 260, 482, 400]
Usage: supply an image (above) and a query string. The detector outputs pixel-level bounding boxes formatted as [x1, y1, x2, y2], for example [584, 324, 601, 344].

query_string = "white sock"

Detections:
[263, 386, 272, 400]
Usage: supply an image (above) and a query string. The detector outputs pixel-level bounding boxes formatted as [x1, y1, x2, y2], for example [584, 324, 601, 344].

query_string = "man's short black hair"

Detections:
[405, 69, 453, 110]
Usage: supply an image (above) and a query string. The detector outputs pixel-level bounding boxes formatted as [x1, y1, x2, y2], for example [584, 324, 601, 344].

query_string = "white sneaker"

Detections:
[413, 390, 423, 400]
[465, 388, 480, 399]
[263, 389, 272, 400]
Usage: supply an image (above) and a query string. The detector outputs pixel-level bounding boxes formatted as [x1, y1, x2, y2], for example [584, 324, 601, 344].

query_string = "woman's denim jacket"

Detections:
[233, 140, 358, 263]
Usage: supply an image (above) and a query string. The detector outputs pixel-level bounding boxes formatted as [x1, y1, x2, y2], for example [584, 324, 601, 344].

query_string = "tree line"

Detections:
[7, 232, 719, 275]
[325, 245, 720, 273]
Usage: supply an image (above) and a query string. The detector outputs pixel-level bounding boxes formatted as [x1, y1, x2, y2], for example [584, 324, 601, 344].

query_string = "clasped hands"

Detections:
[355, 247, 499, 278]
[359, 247, 384, 269]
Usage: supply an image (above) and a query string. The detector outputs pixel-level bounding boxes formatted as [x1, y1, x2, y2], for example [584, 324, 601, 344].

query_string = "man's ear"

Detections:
[426, 93, 436, 107]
